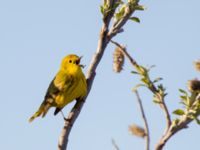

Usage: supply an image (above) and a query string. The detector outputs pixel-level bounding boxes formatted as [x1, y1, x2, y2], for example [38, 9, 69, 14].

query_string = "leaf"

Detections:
[113, 0, 124, 9]
[153, 99, 161, 104]
[147, 65, 156, 71]
[173, 109, 185, 116]
[136, 65, 147, 75]
[180, 95, 190, 107]
[195, 118, 200, 125]
[157, 84, 165, 91]
[131, 71, 139, 74]
[135, 5, 146, 11]
[115, 5, 126, 20]
[129, 17, 140, 23]
[179, 89, 188, 95]
[153, 77, 163, 83]
[100, 5, 104, 14]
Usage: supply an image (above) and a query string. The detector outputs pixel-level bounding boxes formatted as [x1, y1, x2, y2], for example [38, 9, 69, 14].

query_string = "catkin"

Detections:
[113, 47, 125, 73]
[129, 124, 146, 138]
[194, 60, 200, 71]
[187, 79, 200, 92]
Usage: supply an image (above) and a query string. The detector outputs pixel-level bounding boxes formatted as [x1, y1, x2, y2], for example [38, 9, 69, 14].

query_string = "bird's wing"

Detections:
[52, 71, 74, 115]
[44, 71, 72, 103]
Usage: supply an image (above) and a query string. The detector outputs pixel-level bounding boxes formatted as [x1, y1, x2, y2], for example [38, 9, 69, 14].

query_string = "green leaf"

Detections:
[179, 89, 188, 95]
[115, 5, 126, 20]
[153, 99, 161, 104]
[180, 95, 190, 107]
[100, 5, 104, 14]
[113, 0, 124, 9]
[129, 17, 140, 23]
[135, 5, 146, 11]
[153, 77, 163, 83]
[157, 84, 166, 92]
[195, 118, 200, 125]
[173, 109, 185, 116]
[147, 65, 156, 71]
[131, 71, 139, 74]
[136, 65, 147, 75]
[180, 95, 188, 101]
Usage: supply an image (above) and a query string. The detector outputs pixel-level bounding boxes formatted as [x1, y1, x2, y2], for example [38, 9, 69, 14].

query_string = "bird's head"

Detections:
[61, 54, 84, 74]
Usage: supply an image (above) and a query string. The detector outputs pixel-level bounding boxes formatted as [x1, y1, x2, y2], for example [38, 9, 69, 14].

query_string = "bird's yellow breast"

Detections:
[55, 73, 87, 107]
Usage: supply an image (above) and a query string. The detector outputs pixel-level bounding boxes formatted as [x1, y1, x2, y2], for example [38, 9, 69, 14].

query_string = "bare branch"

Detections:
[135, 91, 150, 150]
[112, 139, 120, 150]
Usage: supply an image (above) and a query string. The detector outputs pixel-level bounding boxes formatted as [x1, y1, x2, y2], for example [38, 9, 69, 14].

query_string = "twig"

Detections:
[111, 40, 150, 150]
[57, 17, 110, 150]
[135, 91, 150, 150]
[57, 0, 140, 149]
[155, 94, 200, 150]
[155, 117, 192, 150]
[111, 139, 120, 150]
[111, 39, 171, 135]
[111, 37, 200, 150]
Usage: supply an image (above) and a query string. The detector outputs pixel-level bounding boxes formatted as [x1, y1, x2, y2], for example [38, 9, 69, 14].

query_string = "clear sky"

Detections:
[0, 0, 199, 150]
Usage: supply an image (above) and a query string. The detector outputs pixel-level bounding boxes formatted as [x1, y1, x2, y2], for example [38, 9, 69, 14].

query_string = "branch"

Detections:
[57, 0, 142, 149]
[111, 139, 120, 150]
[111, 40, 171, 131]
[155, 93, 200, 150]
[108, 0, 140, 39]
[134, 91, 150, 150]
[58, 15, 110, 150]
[111, 40, 150, 149]
[111, 35, 200, 150]
[155, 117, 192, 150]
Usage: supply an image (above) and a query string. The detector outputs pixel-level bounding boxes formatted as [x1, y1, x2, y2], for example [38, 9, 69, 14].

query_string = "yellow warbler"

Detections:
[29, 54, 87, 122]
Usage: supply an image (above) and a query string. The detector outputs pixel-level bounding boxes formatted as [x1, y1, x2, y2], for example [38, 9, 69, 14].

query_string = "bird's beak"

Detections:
[78, 56, 85, 68]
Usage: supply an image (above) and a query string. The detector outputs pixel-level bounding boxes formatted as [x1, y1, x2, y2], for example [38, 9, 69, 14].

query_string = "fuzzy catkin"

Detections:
[194, 60, 200, 71]
[129, 124, 146, 138]
[187, 79, 200, 92]
[113, 47, 125, 73]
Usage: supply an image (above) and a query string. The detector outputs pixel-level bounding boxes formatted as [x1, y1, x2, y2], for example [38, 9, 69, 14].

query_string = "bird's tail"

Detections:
[28, 102, 51, 123]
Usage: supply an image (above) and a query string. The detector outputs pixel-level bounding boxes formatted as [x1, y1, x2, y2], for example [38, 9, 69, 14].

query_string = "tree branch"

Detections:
[111, 39, 171, 132]
[58, 17, 110, 150]
[135, 91, 150, 150]
[155, 93, 200, 150]
[111, 40, 150, 149]
[111, 139, 120, 150]
[111, 41, 200, 150]
[155, 116, 192, 150]
[57, 0, 141, 149]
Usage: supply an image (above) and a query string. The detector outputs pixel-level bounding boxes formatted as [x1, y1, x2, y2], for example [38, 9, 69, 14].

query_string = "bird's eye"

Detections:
[69, 60, 72, 63]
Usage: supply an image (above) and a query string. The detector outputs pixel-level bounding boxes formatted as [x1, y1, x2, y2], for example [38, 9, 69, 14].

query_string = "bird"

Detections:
[29, 54, 87, 122]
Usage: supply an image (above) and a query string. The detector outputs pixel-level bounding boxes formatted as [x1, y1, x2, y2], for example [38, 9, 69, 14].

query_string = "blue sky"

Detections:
[0, 0, 199, 150]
